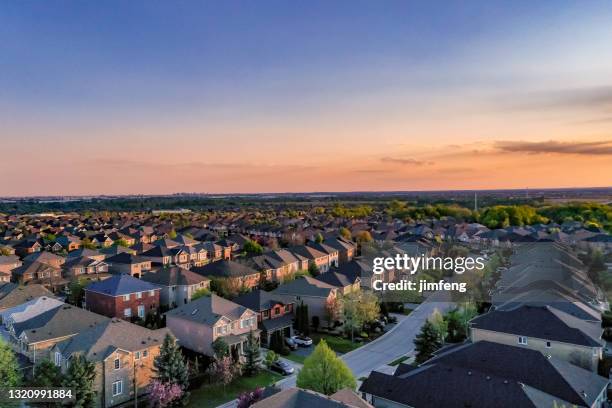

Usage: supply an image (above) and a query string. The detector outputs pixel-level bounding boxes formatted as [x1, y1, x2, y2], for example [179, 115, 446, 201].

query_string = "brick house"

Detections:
[106, 253, 152, 278]
[191, 260, 261, 291]
[84, 274, 161, 320]
[51, 319, 169, 408]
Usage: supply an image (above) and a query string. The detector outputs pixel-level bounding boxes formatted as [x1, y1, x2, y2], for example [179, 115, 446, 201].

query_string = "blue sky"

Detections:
[1, 1, 612, 195]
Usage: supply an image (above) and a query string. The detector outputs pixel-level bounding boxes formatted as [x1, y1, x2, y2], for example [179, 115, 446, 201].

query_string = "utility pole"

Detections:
[474, 192, 478, 212]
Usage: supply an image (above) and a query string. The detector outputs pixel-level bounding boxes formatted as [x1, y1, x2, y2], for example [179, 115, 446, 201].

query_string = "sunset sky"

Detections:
[2, 1, 612, 196]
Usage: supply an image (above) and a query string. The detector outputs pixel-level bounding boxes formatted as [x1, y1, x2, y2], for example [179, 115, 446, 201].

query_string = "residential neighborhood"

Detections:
[0, 196, 610, 408]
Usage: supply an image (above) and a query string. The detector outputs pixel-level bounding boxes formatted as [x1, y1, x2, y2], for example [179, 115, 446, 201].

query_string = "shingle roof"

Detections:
[85, 274, 159, 296]
[165, 293, 249, 326]
[233, 289, 290, 311]
[191, 260, 259, 279]
[471, 305, 603, 347]
[252, 387, 361, 408]
[141, 267, 209, 287]
[273, 276, 335, 298]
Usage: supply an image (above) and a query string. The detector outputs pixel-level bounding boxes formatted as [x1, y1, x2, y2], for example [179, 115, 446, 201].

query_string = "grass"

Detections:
[402, 308, 413, 316]
[311, 333, 362, 354]
[284, 352, 307, 365]
[188, 371, 282, 408]
[388, 355, 409, 366]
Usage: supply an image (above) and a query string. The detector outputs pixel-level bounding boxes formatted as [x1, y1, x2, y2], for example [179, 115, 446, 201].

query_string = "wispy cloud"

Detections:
[380, 157, 434, 166]
[494, 140, 612, 156]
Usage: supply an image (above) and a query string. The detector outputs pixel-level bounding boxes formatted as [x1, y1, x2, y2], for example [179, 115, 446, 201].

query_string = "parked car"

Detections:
[291, 335, 313, 347]
[270, 360, 294, 375]
[285, 337, 298, 350]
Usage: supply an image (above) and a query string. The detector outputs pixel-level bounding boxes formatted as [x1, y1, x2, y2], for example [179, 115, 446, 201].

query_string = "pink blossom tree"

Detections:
[236, 387, 264, 408]
[148, 379, 184, 407]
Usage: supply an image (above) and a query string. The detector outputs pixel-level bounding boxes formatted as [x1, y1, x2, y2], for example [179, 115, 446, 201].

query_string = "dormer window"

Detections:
[136, 292, 142, 299]
[518, 336, 527, 345]
[114, 357, 120, 370]
[123, 294, 130, 301]
[54, 352, 62, 366]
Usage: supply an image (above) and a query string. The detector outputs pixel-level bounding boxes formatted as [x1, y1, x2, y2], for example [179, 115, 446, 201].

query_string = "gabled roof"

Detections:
[233, 289, 291, 312]
[23, 251, 65, 265]
[141, 267, 209, 287]
[165, 293, 250, 326]
[0, 283, 55, 311]
[471, 305, 603, 347]
[252, 387, 365, 408]
[314, 271, 359, 288]
[105, 252, 148, 265]
[360, 341, 608, 408]
[85, 274, 159, 296]
[273, 276, 335, 298]
[58, 318, 169, 361]
[191, 260, 259, 279]
[13, 304, 109, 344]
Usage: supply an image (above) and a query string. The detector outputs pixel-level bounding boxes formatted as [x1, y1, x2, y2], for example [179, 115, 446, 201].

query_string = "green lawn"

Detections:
[284, 352, 307, 365]
[311, 333, 362, 354]
[388, 355, 409, 366]
[188, 371, 282, 408]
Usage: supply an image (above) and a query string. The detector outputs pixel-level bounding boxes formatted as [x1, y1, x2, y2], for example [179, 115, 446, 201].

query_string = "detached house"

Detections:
[234, 289, 294, 347]
[470, 305, 604, 371]
[84, 274, 161, 320]
[106, 252, 152, 277]
[252, 249, 308, 282]
[52, 319, 169, 408]
[289, 245, 332, 273]
[272, 277, 341, 324]
[165, 294, 258, 359]
[192, 260, 261, 291]
[141, 267, 210, 308]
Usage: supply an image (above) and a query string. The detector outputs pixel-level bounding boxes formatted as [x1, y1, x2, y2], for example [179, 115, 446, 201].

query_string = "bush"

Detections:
[602, 312, 612, 328]
[387, 316, 397, 324]
[603, 327, 612, 341]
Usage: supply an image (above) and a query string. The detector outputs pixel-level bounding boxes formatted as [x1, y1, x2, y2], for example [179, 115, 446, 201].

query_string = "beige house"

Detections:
[470, 305, 603, 371]
[52, 319, 168, 408]
[165, 294, 258, 358]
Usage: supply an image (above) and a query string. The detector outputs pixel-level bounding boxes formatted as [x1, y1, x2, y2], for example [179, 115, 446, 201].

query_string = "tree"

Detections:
[243, 240, 263, 256]
[428, 309, 448, 343]
[191, 287, 211, 301]
[212, 338, 230, 359]
[325, 296, 342, 328]
[237, 387, 264, 408]
[294, 302, 310, 335]
[0, 339, 21, 392]
[296, 340, 356, 395]
[168, 229, 178, 239]
[154, 334, 190, 406]
[67, 280, 85, 307]
[62, 355, 96, 408]
[354, 231, 373, 243]
[210, 356, 238, 392]
[314, 233, 324, 244]
[243, 330, 261, 377]
[80, 238, 96, 250]
[114, 239, 130, 248]
[312, 316, 320, 332]
[414, 320, 442, 364]
[148, 380, 184, 408]
[308, 262, 320, 277]
[31, 359, 63, 387]
[343, 290, 380, 342]
[339, 227, 352, 241]
[264, 350, 278, 368]
[444, 309, 466, 343]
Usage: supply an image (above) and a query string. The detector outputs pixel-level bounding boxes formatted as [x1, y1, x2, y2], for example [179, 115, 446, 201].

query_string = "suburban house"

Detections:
[106, 252, 152, 277]
[323, 237, 357, 264]
[0, 283, 54, 313]
[11, 261, 65, 290]
[13, 240, 42, 257]
[289, 245, 332, 273]
[66, 248, 106, 262]
[23, 251, 66, 268]
[63, 256, 109, 278]
[313, 269, 361, 295]
[55, 235, 82, 251]
[52, 319, 169, 408]
[0, 295, 63, 330]
[359, 341, 609, 408]
[0, 255, 22, 274]
[234, 289, 294, 347]
[251, 249, 308, 282]
[272, 276, 341, 324]
[470, 305, 604, 371]
[140, 246, 174, 266]
[191, 260, 261, 291]
[141, 267, 210, 308]
[306, 241, 339, 268]
[197, 241, 228, 262]
[334, 259, 377, 290]
[84, 274, 161, 320]
[10, 303, 109, 363]
[165, 294, 258, 359]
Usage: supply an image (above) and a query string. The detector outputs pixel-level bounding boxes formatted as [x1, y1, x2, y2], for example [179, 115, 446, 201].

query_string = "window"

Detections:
[54, 352, 61, 367]
[112, 380, 123, 396]
[143, 350, 148, 358]
[136, 292, 142, 299]
[546, 341, 551, 348]
[284, 305, 291, 313]
[518, 336, 527, 345]
[114, 358, 120, 370]
[263, 310, 269, 318]
[124, 308, 132, 317]
[149, 290, 155, 296]
[123, 294, 130, 301]
[138, 305, 145, 318]
[135, 351, 141, 360]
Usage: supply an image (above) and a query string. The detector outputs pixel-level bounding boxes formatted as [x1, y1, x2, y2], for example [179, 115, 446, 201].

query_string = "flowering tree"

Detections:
[148, 380, 184, 408]
[236, 387, 264, 408]
[210, 355, 239, 392]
